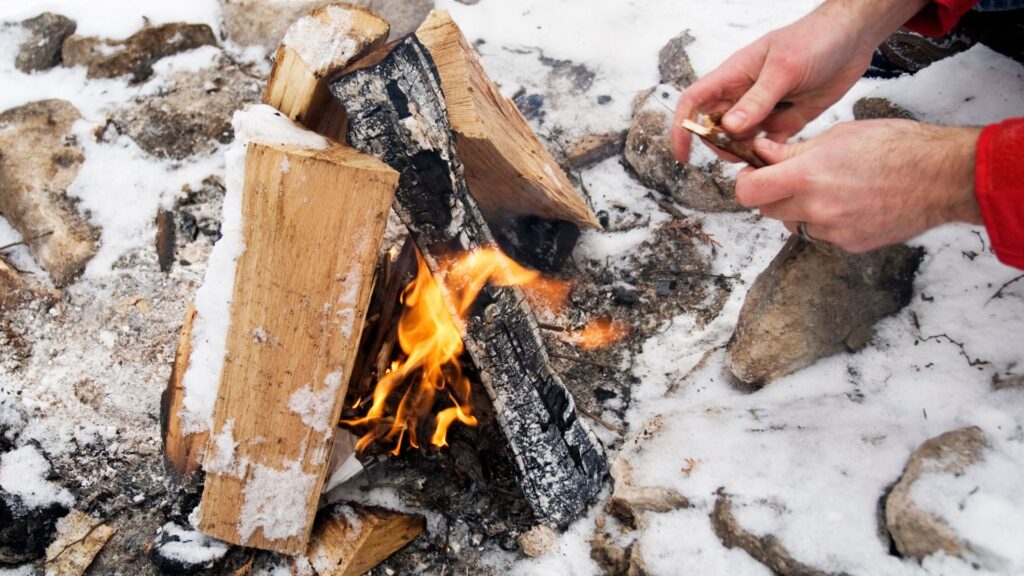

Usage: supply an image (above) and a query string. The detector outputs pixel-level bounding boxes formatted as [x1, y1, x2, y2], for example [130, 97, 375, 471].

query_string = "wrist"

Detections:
[931, 125, 982, 226]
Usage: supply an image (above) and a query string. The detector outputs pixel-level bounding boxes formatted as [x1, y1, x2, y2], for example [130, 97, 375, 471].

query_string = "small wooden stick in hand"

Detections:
[681, 118, 767, 169]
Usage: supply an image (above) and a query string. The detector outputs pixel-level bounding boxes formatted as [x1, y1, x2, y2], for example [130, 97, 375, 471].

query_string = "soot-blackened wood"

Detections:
[329, 37, 607, 527]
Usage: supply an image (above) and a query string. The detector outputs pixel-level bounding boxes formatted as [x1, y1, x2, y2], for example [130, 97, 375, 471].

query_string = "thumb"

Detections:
[753, 136, 812, 165]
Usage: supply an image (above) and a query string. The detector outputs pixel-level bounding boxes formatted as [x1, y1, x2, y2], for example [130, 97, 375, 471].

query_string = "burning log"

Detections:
[414, 11, 599, 229]
[195, 132, 398, 554]
[306, 504, 424, 576]
[330, 36, 608, 526]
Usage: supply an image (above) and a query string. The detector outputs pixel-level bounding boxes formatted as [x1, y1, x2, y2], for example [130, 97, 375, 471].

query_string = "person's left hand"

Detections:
[735, 119, 983, 252]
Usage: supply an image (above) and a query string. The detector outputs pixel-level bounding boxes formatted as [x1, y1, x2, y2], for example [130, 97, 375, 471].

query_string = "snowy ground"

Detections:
[1, 0, 1023, 575]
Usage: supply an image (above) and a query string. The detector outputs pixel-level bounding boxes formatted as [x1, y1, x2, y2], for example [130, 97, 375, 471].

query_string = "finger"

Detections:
[761, 107, 814, 142]
[671, 98, 695, 163]
[757, 198, 804, 222]
[735, 164, 797, 207]
[722, 59, 796, 134]
[751, 136, 814, 165]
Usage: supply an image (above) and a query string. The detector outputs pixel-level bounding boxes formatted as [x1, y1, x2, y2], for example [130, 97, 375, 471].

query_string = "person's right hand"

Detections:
[670, 0, 927, 163]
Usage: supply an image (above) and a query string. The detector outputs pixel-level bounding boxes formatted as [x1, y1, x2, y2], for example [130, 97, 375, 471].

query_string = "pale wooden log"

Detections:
[264, 3, 390, 141]
[306, 504, 424, 576]
[197, 142, 397, 554]
[414, 11, 599, 229]
[161, 2, 390, 481]
[331, 37, 607, 527]
[160, 303, 207, 487]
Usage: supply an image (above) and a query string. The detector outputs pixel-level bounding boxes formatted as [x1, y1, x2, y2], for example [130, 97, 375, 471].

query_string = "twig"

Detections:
[667, 345, 724, 394]
[537, 322, 567, 333]
[987, 273, 1024, 304]
[576, 404, 623, 434]
[681, 119, 766, 168]
[920, 333, 989, 367]
[0, 230, 53, 252]
[549, 351, 619, 371]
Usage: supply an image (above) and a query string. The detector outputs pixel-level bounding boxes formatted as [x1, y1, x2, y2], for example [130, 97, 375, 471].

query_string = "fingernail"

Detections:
[725, 110, 748, 131]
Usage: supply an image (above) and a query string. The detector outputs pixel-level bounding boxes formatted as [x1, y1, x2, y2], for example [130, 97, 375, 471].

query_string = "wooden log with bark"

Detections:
[415, 10, 599, 229]
[330, 36, 608, 527]
[195, 138, 397, 554]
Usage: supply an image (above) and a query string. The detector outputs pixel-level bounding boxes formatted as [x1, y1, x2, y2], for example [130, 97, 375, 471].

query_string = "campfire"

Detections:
[160, 4, 625, 573]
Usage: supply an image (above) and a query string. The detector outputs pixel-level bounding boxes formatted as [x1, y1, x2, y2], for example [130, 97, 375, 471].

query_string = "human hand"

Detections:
[735, 119, 982, 253]
[671, 0, 929, 163]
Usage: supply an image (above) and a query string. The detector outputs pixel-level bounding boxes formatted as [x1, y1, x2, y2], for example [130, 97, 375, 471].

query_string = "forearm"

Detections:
[813, 0, 932, 51]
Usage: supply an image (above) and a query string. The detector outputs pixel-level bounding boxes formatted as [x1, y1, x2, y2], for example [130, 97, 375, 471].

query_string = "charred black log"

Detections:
[330, 37, 607, 527]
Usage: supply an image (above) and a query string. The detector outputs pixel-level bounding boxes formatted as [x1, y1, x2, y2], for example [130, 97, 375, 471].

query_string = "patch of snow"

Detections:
[288, 371, 344, 433]
[282, 5, 356, 75]
[0, 444, 74, 509]
[157, 522, 229, 566]
[238, 460, 317, 542]
[151, 45, 223, 76]
[204, 419, 239, 476]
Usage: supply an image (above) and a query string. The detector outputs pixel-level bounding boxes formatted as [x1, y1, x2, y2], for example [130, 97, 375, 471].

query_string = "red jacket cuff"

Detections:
[976, 119, 1024, 270]
[904, 0, 979, 36]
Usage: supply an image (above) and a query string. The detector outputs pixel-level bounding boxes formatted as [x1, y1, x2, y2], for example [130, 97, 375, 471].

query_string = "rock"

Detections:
[590, 530, 648, 576]
[517, 524, 558, 558]
[0, 100, 98, 287]
[44, 510, 115, 576]
[150, 522, 229, 574]
[885, 426, 987, 560]
[566, 131, 625, 170]
[625, 86, 746, 213]
[726, 237, 922, 387]
[658, 31, 696, 89]
[993, 372, 1024, 390]
[219, 0, 434, 53]
[852, 98, 916, 121]
[711, 491, 836, 576]
[607, 459, 689, 529]
[15, 13, 77, 73]
[62, 23, 217, 83]
[111, 61, 261, 159]
[0, 445, 73, 565]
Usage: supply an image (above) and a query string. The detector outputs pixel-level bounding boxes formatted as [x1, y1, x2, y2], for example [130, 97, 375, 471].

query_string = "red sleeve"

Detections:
[904, 0, 980, 36]
[975, 119, 1024, 270]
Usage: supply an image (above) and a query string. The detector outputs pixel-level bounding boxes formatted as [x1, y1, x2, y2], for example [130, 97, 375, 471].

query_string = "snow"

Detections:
[180, 104, 329, 433]
[156, 522, 230, 566]
[69, 121, 221, 276]
[238, 460, 318, 542]
[0, 444, 74, 509]
[204, 419, 239, 476]
[288, 371, 344, 434]
[282, 4, 357, 74]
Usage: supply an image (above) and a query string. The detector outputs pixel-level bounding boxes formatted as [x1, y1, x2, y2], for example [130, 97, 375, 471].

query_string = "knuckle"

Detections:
[734, 176, 759, 206]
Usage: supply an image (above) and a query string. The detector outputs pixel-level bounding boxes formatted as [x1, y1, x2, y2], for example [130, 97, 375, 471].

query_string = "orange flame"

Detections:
[567, 318, 632, 350]
[343, 247, 629, 454]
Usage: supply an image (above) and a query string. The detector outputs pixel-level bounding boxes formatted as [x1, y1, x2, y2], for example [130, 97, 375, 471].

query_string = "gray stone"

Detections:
[658, 30, 696, 89]
[517, 524, 557, 558]
[885, 427, 987, 560]
[219, 0, 434, 53]
[62, 23, 217, 83]
[726, 237, 922, 387]
[111, 61, 262, 159]
[853, 97, 916, 121]
[624, 86, 747, 213]
[15, 12, 76, 73]
[0, 100, 98, 287]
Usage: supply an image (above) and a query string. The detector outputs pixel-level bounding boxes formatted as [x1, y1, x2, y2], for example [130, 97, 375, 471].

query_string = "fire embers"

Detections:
[342, 247, 629, 456]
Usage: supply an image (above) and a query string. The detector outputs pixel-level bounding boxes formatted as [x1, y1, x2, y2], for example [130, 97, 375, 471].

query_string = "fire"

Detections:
[343, 247, 628, 454]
